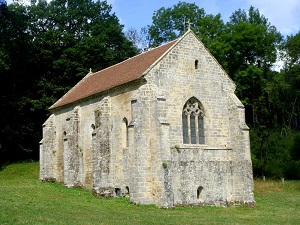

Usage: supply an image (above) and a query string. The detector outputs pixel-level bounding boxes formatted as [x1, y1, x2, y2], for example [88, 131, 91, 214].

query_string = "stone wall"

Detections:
[170, 147, 233, 206]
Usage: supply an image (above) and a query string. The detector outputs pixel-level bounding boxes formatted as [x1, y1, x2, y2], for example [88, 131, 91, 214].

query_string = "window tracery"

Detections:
[182, 98, 204, 144]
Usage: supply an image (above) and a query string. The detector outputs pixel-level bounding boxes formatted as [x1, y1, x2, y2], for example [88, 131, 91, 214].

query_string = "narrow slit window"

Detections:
[195, 60, 199, 69]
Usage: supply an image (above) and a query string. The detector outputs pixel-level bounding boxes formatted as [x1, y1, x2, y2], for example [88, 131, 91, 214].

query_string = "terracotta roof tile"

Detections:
[50, 39, 177, 109]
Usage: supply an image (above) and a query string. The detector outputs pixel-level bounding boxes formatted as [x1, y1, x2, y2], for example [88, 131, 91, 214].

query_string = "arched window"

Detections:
[182, 97, 204, 144]
[197, 186, 203, 200]
[122, 118, 129, 147]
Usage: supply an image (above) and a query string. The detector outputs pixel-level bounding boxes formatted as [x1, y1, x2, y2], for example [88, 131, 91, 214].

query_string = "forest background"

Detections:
[0, 0, 299, 179]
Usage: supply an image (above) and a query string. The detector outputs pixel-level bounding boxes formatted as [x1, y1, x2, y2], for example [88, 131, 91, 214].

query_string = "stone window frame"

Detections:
[182, 97, 205, 144]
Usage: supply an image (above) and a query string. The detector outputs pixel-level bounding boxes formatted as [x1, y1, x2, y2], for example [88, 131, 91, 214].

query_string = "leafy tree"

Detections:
[225, 6, 282, 76]
[221, 7, 284, 177]
[249, 31, 300, 179]
[28, 0, 137, 101]
[146, 1, 226, 57]
[0, 0, 137, 167]
[282, 32, 300, 130]
[125, 27, 150, 52]
[0, 2, 35, 166]
[147, 2, 205, 46]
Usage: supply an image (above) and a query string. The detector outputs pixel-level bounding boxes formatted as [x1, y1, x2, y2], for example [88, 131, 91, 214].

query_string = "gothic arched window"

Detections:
[182, 97, 204, 144]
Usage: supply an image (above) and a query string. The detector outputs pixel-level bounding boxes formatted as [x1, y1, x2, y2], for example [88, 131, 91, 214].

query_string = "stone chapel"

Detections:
[40, 30, 255, 207]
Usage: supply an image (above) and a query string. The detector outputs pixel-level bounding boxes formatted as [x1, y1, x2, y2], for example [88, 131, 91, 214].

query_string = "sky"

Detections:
[6, 0, 300, 36]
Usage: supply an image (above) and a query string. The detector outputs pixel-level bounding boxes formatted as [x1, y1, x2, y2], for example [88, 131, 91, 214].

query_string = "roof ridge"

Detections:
[92, 39, 179, 76]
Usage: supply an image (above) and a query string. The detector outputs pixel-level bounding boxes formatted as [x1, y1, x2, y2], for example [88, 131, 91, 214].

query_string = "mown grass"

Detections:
[0, 162, 299, 225]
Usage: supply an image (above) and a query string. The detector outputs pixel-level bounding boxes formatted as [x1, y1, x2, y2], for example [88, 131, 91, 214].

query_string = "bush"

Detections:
[285, 160, 300, 180]
[250, 129, 300, 179]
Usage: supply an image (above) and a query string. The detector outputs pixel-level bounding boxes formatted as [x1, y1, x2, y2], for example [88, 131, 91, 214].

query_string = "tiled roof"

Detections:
[50, 39, 178, 110]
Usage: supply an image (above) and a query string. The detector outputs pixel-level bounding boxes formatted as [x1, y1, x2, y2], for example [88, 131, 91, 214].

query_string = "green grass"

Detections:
[0, 162, 299, 225]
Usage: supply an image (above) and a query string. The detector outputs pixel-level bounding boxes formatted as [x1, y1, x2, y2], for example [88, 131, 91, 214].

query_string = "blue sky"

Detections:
[107, 0, 300, 36]
[6, 0, 300, 36]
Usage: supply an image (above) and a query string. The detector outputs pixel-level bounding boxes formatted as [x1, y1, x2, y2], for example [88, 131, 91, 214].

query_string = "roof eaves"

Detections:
[50, 76, 146, 111]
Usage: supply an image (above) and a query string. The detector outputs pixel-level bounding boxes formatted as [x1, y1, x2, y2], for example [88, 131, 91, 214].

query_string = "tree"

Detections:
[225, 6, 282, 76]
[28, 0, 137, 99]
[146, 2, 225, 54]
[281, 32, 300, 130]
[0, 2, 34, 166]
[224, 7, 283, 177]
[224, 7, 282, 125]
[125, 27, 150, 52]
[0, 0, 138, 167]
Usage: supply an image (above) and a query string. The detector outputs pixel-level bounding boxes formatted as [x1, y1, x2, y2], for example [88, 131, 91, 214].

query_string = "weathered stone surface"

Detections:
[40, 31, 255, 207]
[92, 186, 115, 198]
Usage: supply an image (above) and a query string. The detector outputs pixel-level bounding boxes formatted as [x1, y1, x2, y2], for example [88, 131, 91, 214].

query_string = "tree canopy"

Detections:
[0, 0, 137, 167]
[147, 2, 225, 51]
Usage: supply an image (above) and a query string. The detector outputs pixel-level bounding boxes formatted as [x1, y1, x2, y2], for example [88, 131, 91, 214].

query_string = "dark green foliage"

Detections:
[0, 3, 36, 166]
[146, 2, 225, 52]
[290, 133, 300, 160]
[28, 0, 137, 99]
[282, 32, 300, 131]
[0, 0, 137, 167]
[251, 130, 300, 179]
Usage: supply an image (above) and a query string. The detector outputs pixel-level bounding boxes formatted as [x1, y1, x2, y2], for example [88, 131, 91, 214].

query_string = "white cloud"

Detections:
[6, 0, 51, 5]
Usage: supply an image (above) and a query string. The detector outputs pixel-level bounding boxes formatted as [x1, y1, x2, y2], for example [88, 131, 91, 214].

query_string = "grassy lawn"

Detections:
[0, 162, 299, 225]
